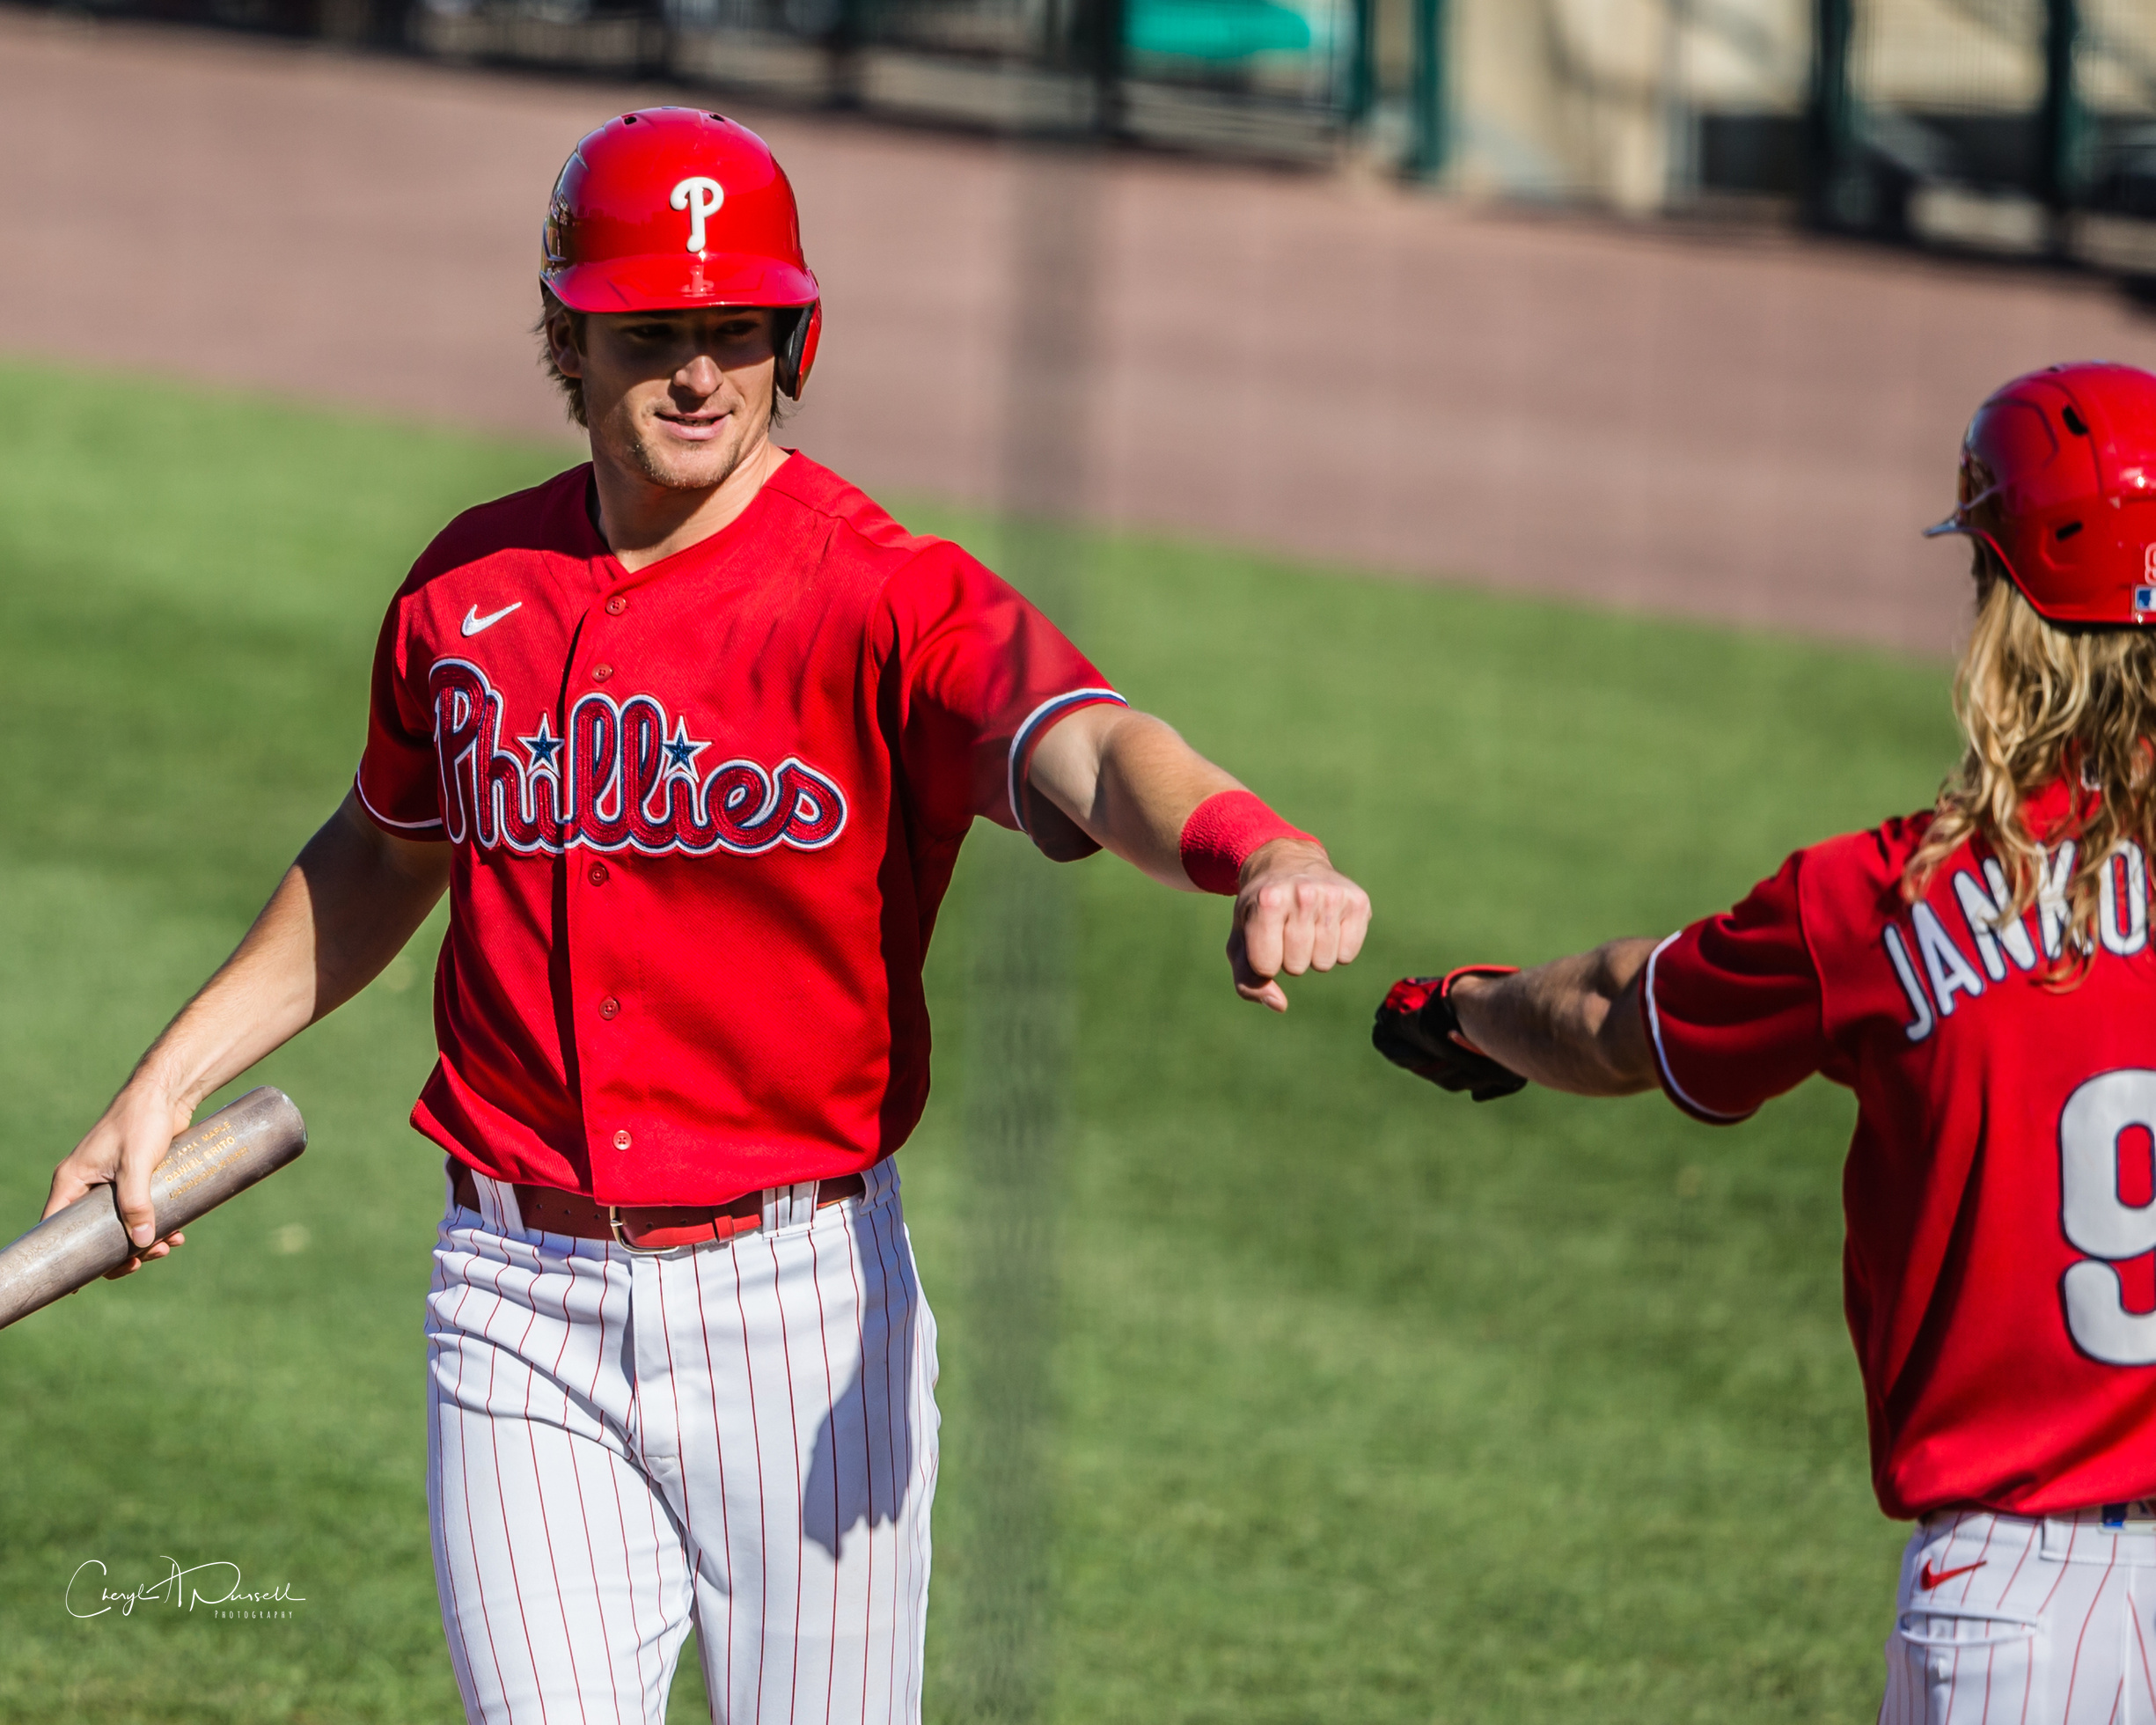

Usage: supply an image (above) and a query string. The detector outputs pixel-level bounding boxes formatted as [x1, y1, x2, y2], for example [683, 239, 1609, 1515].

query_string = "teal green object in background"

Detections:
[1126, 0, 1310, 61]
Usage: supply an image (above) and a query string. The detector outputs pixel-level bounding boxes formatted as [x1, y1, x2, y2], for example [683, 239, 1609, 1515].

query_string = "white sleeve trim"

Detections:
[1642, 930, 1752, 1123]
[1005, 689, 1126, 833]
[353, 768, 446, 833]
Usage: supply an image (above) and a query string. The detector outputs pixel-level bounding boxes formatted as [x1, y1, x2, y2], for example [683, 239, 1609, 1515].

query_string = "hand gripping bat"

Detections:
[0, 1087, 307, 1331]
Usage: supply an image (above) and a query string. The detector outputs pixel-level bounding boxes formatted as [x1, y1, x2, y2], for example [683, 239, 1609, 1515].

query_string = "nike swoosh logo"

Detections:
[1919, 1559, 1987, 1590]
[461, 601, 523, 637]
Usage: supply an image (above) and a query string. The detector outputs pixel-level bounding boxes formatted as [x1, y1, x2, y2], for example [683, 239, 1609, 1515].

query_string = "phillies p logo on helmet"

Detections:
[540, 110, 821, 394]
[670, 177, 724, 253]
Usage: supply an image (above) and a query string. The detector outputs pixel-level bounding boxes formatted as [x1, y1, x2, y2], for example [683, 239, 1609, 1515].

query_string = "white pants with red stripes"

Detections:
[425, 1158, 940, 1725]
[1882, 1503, 2156, 1724]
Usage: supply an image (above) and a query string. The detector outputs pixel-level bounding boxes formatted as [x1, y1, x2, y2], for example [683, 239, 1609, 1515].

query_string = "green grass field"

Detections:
[0, 358, 1962, 1721]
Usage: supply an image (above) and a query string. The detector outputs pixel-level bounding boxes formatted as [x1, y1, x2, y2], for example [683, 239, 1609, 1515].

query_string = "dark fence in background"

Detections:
[1798, 0, 2156, 267]
[77, 0, 1415, 164]
[17, 0, 2156, 275]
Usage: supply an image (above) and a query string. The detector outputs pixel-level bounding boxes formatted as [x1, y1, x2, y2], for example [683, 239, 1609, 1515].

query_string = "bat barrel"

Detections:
[0, 1087, 308, 1332]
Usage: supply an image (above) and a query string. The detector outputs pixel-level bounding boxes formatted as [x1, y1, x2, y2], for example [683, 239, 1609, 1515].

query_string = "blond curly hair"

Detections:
[1906, 548, 2156, 961]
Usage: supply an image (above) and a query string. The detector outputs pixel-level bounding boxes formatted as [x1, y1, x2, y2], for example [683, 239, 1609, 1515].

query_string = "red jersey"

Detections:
[356, 455, 1121, 1206]
[1645, 787, 2156, 1518]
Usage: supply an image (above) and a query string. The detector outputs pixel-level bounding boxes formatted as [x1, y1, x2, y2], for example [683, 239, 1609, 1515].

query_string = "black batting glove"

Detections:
[1371, 970, 1528, 1103]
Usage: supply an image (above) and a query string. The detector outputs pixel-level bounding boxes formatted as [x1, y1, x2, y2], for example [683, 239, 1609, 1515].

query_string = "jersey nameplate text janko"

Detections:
[1882, 839, 2156, 1369]
[1878, 843, 2120, 1041]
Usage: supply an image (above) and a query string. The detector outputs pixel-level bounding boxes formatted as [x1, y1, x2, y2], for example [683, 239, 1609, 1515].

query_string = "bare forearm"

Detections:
[50, 792, 451, 1245]
[1023, 701, 1368, 1009]
[136, 865, 322, 1112]
[1030, 706, 1243, 887]
[1448, 938, 1659, 1097]
[136, 795, 448, 1111]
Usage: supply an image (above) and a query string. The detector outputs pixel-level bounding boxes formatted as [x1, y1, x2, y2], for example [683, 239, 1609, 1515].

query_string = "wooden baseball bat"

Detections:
[0, 1087, 308, 1332]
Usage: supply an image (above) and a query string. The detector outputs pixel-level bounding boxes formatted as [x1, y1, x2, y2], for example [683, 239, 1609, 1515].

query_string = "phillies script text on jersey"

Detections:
[1643, 787, 2156, 1519]
[427, 657, 847, 857]
[356, 457, 1120, 1207]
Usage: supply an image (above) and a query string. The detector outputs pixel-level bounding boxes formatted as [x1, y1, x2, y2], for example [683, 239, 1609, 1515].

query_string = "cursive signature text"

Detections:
[67, 1557, 306, 1619]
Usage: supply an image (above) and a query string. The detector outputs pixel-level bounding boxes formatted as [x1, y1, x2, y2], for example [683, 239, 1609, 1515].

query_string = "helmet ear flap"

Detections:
[777, 302, 822, 400]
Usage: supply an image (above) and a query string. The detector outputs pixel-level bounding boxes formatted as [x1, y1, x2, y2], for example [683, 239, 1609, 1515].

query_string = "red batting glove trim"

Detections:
[1438, 965, 1519, 1058]
[1380, 975, 1441, 1017]
[1178, 789, 1317, 896]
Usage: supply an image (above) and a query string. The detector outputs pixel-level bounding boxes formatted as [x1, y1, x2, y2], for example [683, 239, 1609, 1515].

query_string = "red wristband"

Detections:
[1438, 965, 1519, 1058]
[1177, 789, 1318, 895]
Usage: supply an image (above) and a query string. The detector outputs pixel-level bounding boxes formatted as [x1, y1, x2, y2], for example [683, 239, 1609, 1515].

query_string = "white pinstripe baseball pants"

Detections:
[425, 1158, 940, 1725]
[1881, 1504, 2156, 1725]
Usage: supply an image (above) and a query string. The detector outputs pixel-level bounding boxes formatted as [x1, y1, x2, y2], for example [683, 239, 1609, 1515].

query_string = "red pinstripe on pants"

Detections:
[426, 1160, 939, 1724]
[1881, 1506, 2156, 1724]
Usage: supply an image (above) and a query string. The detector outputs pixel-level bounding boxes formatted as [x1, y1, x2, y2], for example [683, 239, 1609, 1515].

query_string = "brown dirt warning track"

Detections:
[7, 5, 2156, 655]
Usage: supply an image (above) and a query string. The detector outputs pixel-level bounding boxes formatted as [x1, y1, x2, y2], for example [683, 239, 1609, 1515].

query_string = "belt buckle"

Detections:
[606, 1205, 681, 1255]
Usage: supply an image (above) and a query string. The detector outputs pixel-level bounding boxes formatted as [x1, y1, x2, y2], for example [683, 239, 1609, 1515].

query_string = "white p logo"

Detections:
[2147, 543, 2156, 583]
[670, 177, 724, 253]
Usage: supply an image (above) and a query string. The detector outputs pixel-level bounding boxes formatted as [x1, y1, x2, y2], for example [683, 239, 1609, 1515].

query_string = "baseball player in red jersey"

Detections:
[1376, 361, 2156, 1723]
[43, 109, 1369, 1722]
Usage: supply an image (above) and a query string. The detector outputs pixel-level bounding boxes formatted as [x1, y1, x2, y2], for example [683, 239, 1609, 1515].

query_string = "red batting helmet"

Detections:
[1925, 362, 2156, 626]
[542, 107, 823, 399]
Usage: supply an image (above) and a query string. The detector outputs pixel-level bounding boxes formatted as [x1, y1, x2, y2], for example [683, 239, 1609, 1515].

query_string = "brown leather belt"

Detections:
[451, 1161, 865, 1252]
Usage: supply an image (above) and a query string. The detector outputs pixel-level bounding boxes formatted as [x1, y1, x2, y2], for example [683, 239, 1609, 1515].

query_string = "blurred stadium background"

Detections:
[10, 0, 2156, 237]
[12, 1, 2156, 651]
[6, 1, 2156, 1721]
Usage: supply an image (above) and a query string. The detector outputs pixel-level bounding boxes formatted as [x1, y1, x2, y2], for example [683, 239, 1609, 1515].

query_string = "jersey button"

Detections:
[612, 1128, 633, 1151]
[591, 664, 614, 682]
[605, 596, 627, 616]
[587, 861, 610, 885]
[598, 996, 620, 1020]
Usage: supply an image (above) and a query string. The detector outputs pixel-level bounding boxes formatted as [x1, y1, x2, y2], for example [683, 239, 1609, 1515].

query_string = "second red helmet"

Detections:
[542, 107, 823, 398]
[1926, 362, 2156, 626]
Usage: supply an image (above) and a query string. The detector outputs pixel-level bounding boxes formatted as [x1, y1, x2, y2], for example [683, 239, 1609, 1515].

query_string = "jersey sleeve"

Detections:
[354, 593, 445, 835]
[1641, 849, 1834, 1124]
[884, 545, 1125, 858]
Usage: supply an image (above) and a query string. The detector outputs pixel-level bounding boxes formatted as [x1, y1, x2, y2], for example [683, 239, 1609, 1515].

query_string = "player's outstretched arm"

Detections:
[44, 790, 451, 1268]
[1025, 704, 1370, 1010]
[1444, 939, 1659, 1097]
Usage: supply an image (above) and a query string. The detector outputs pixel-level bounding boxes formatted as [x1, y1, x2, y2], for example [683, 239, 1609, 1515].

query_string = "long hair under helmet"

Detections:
[1911, 362, 2156, 960]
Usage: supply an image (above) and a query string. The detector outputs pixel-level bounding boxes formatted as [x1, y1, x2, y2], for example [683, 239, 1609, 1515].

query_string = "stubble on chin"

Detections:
[618, 404, 763, 494]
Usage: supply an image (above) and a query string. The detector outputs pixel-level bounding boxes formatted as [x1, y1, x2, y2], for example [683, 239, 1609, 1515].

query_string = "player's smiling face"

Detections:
[562, 306, 779, 495]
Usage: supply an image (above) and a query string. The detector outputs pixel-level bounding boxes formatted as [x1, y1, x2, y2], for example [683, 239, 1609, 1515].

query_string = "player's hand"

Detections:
[1228, 839, 1372, 1011]
[1370, 972, 1528, 1101]
[44, 1077, 192, 1277]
